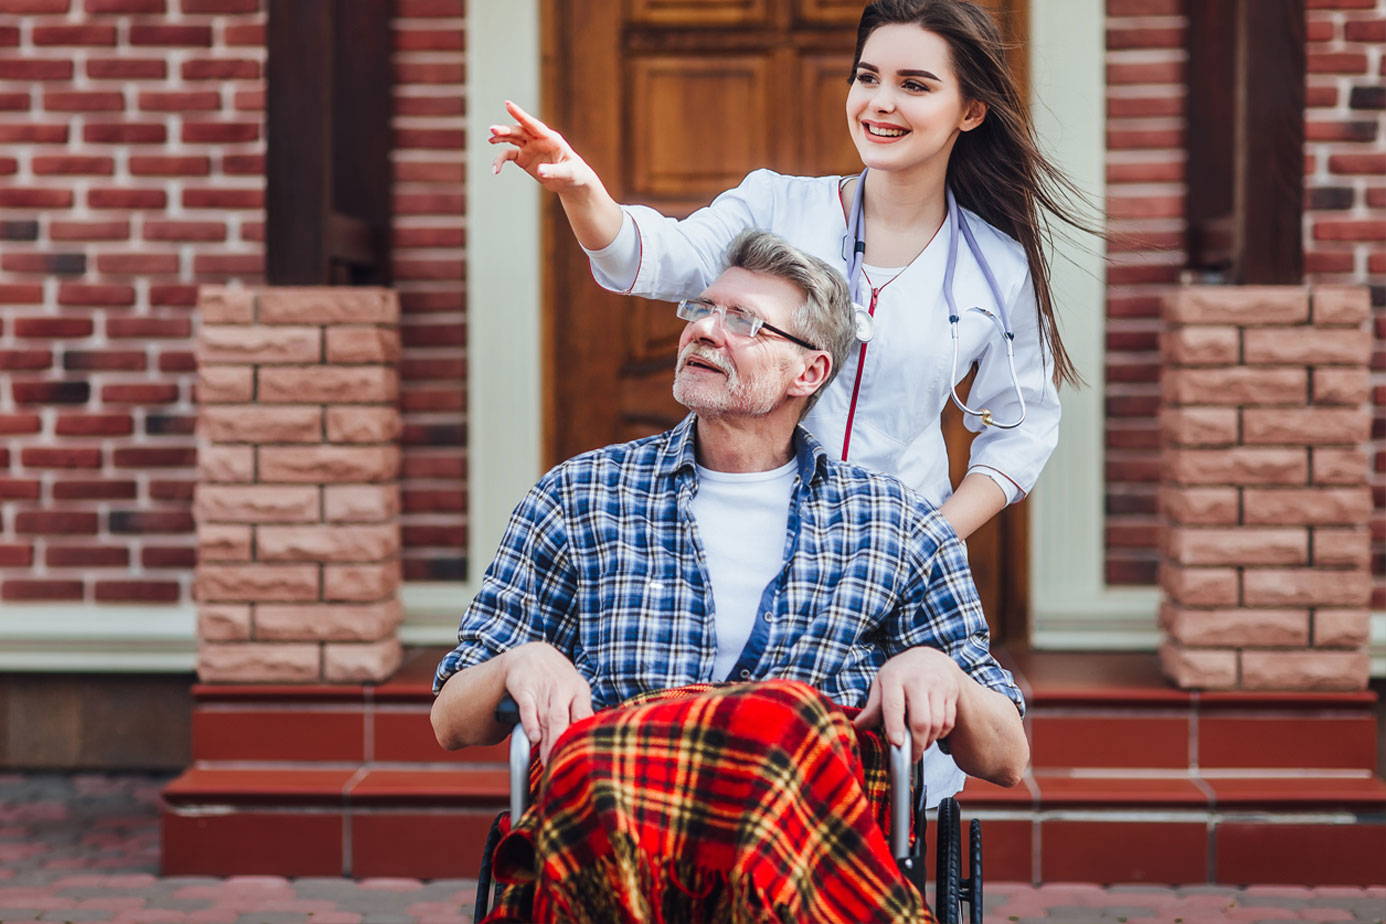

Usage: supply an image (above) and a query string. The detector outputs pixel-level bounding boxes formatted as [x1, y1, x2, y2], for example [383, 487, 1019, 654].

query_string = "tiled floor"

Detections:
[2, 773, 1383, 923]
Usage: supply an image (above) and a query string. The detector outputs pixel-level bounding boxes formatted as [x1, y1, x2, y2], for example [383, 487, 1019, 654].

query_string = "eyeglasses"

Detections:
[676, 298, 820, 351]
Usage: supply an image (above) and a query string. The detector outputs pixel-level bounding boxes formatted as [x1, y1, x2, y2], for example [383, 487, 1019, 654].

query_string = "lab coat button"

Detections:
[739, 669, 751, 679]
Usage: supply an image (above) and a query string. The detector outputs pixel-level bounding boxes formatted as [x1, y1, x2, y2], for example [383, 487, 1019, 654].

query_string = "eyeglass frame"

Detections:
[675, 298, 821, 352]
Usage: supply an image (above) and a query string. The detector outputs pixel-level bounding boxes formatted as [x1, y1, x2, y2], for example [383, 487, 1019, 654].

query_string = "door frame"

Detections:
[400, 0, 1160, 651]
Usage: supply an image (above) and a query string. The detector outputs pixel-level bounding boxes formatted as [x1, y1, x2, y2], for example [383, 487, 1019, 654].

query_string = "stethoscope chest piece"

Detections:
[853, 305, 875, 343]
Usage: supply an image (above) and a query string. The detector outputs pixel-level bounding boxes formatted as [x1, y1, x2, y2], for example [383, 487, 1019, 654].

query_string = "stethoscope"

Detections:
[840, 169, 1028, 430]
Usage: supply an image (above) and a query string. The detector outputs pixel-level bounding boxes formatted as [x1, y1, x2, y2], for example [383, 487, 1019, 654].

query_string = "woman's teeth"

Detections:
[866, 124, 906, 137]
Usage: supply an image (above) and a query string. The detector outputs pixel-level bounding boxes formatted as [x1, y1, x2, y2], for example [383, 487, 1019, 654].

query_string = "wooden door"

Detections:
[544, 0, 1029, 642]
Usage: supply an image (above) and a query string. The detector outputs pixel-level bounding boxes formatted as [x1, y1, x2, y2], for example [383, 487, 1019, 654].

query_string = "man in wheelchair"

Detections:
[431, 231, 1028, 923]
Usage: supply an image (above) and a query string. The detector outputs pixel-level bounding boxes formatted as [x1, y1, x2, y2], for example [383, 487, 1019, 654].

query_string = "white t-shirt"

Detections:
[690, 459, 797, 681]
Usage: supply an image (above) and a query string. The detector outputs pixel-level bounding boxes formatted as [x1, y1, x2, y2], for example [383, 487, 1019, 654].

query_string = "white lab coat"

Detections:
[586, 168, 1061, 507]
[585, 168, 1058, 805]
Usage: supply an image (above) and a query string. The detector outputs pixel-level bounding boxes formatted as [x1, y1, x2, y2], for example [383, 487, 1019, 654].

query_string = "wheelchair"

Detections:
[474, 695, 984, 924]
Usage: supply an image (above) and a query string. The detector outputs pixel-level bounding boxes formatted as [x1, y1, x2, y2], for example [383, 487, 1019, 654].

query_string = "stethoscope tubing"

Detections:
[840, 168, 1028, 430]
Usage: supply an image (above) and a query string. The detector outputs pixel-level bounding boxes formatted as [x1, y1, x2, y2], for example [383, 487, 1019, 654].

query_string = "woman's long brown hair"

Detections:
[852, 0, 1097, 387]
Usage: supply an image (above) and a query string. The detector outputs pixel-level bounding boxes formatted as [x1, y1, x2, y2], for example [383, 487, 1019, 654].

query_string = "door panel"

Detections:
[546, 0, 1029, 641]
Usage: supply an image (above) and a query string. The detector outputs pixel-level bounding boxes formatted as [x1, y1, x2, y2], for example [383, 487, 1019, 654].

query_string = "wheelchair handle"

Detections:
[889, 741, 912, 859]
[497, 694, 531, 820]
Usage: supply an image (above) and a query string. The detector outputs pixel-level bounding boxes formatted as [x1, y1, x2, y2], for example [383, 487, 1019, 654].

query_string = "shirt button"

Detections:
[762, 612, 772, 622]
[739, 669, 751, 679]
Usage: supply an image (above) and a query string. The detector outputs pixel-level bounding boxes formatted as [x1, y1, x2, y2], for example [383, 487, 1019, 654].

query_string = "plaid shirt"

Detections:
[435, 414, 1023, 714]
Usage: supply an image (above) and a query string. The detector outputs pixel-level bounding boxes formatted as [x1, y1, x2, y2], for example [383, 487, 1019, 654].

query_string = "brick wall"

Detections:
[1301, 0, 1386, 607]
[1103, 0, 1187, 587]
[1103, 0, 1386, 596]
[1159, 285, 1372, 690]
[0, 0, 468, 608]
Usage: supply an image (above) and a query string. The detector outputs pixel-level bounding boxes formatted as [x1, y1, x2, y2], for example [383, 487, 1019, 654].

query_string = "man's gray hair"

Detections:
[725, 230, 855, 414]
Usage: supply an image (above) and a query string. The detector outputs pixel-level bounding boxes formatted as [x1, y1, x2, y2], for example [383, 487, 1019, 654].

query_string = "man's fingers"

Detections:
[881, 678, 908, 748]
[515, 692, 542, 746]
[570, 692, 593, 724]
[853, 680, 881, 728]
[540, 700, 571, 764]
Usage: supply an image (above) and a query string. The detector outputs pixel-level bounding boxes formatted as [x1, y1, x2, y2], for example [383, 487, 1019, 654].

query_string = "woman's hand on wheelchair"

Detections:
[501, 642, 594, 764]
[853, 647, 962, 761]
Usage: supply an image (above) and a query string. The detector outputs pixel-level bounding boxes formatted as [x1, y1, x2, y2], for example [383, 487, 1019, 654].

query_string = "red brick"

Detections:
[394, 226, 465, 249]
[50, 221, 130, 242]
[0, 351, 53, 371]
[231, 88, 263, 111]
[149, 479, 194, 500]
[62, 350, 145, 372]
[0, 479, 40, 499]
[394, 97, 465, 118]
[2, 581, 84, 602]
[1243, 487, 1371, 526]
[196, 564, 319, 603]
[1163, 367, 1308, 406]
[143, 221, 226, 242]
[1305, 250, 1356, 274]
[1315, 609, 1369, 647]
[393, 162, 465, 185]
[1243, 407, 1369, 446]
[1167, 448, 1308, 486]
[0, 188, 74, 208]
[87, 58, 166, 79]
[1343, 19, 1386, 41]
[32, 155, 115, 175]
[1163, 606, 1310, 648]
[150, 284, 198, 306]
[1163, 326, 1238, 365]
[191, 254, 263, 275]
[82, 122, 166, 144]
[397, 0, 463, 14]
[259, 367, 397, 404]
[182, 58, 259, 80]
[1312, 527, 1370, 568]
[12, 317, 93, 337]
[1311, 447, 1367, 484]
[46, 546, 128, 567]
[0, 93, 27, 112]
[0, 545, 34, 567]
[181, 121, 259, 143]
[106, 316, 191, 338]
[142, 546, 196, 568]
[1161, 408, 1238, 447]
[223, 23, 263, 45]
[94, 581, 181, 603]
[102, 383, 178, 404]
[0, 60, 74, 80]
[32, 23, 115, 45]
[0, 286, 46, 305]
[0, 412, 42, 432]
[1161, 563, 1239, 606]
[259, 446, 401, 483]
[112, 446, 196, 467]
[52, 480, 136, 500]
[85, 0, 165, 10]
[129, 24, 210, 46]
[182, 188, 263, 209]
[129, 155, 210, 176]
[1241, 650, 1370, 690]
[138, 90, 220, 112]
[15, 511, 99, 535]
[1312, 368, 1369, 404]
[158, 350, 196, 373]
[55, 413, 133, 436]
[1327, 154, 1386, 175]
[95, 253, 180, 275]
[44, 91, 124, 112]
[1167, 527, 1308, 566]
[20, 448, 102, 469]
[1308, 52, 1368, 74]
[89, 188, 167, 209]
[109, 510, 194, 533]
[11, 381, 90, 405]
[222, 154, 263, 175]
[200, 406, 321, 443]
[1164, 286, 1309, 324]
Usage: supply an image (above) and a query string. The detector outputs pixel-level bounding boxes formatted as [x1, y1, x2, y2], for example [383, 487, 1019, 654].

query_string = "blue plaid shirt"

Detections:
[435, 415, 1023, 714]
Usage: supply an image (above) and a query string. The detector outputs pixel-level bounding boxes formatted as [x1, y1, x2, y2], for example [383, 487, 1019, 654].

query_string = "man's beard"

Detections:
[672, 343, 781, 418]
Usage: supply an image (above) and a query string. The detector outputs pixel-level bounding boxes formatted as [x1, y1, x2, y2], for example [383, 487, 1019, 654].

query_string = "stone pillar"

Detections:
[1158, 285, 1372, 691]
[193, 287, 404, 683]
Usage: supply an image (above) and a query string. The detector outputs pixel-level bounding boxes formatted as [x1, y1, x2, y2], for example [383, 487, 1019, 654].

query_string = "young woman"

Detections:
[492, 0, 1090, 541]
[489, 0, 1091, 803]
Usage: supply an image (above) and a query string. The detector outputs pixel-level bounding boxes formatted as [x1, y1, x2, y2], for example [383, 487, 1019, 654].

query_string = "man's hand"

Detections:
[853, 647, 964, 761]
[502, 641, 594, 764]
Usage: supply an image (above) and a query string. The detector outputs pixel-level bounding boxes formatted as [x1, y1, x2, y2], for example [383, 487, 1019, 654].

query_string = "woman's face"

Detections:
[845, 24, 985, 178]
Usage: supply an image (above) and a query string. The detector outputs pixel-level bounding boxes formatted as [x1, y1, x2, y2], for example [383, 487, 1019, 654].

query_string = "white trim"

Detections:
[1026, 0, 1159, 646]
[0, 605, 196, 672]
[1371, 610, 1386, 678]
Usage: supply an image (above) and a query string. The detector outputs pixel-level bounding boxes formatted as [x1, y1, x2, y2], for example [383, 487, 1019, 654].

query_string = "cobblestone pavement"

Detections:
[1, 773, 1382, 923]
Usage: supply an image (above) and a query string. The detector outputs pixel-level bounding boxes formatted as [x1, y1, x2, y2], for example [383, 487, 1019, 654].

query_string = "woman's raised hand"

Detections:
[489, 100, 597, 192]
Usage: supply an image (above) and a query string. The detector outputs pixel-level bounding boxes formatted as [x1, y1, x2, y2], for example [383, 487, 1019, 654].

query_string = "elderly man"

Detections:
[432, 231, 1026, 924]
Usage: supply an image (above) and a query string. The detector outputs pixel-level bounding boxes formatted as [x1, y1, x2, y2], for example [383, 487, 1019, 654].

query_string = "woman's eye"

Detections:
[903, 80, 928, 92]
[854, 71, 876, 85]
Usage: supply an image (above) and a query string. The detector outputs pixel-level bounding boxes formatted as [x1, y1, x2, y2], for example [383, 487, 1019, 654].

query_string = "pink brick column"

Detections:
[193, 287, 404, 683]
[1158, 285, 1372, 691]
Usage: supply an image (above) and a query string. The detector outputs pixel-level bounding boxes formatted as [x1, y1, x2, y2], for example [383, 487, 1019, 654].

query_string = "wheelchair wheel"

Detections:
[966, 818, 983, 924]
[934, 798, 962, 924]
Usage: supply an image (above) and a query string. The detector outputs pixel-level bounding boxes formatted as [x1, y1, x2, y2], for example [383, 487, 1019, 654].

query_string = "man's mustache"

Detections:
[677, 344, 734, 377]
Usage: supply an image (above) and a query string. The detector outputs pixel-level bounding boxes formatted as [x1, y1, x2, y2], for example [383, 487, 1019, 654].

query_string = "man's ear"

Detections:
[960, 99, 987, 132]
[786, 351, 832, 400]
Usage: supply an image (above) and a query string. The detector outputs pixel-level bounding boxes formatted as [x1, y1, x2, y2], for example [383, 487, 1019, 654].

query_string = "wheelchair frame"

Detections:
[474, 696, 983, 924]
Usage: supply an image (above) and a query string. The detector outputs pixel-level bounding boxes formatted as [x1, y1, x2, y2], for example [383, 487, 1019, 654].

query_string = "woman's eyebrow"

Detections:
[899, 68, 941, 81]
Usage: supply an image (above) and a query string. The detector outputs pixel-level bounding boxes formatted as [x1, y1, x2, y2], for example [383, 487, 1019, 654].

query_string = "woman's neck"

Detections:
[859, 166, 949, 267]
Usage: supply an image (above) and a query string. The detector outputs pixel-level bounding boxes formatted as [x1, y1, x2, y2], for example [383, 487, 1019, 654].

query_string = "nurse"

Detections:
[489, 0, 1091, 799]
[492, 0, 1090, 539]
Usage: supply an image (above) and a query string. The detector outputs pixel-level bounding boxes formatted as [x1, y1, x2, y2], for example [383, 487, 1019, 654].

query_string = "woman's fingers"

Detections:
[491, 147, 519, 176]
[505, 99, 551, 137]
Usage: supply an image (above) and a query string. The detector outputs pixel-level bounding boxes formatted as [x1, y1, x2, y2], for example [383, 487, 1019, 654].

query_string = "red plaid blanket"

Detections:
[485, 679, 932, 923]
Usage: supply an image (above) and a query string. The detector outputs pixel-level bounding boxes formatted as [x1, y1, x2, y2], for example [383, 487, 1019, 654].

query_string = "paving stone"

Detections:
[37, 909, 115, 921]
[360, 915, 416, 924]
